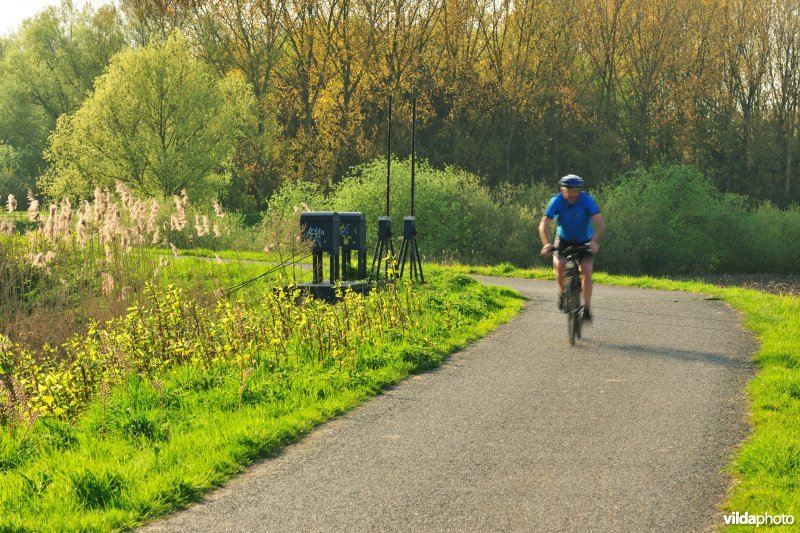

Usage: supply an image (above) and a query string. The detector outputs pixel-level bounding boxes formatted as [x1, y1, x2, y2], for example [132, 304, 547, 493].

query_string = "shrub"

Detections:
[597, 165, 737, 274]
[330, 158, 539, 265]
[737, 202, 800, 274]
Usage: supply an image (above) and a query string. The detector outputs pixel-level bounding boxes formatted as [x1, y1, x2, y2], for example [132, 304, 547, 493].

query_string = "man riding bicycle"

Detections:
[538, 174, 605, 321]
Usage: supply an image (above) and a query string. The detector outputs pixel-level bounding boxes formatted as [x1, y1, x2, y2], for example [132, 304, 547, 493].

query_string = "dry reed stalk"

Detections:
[56, 197, 72, 239]
[43, 204, 57, 243]
[194, 214, 210, 237]
[26, 190, 39, 222]
[170, 193, 187, 231]
[93, 187, 107, 224]
[6, 194, 16, 212]
[101, 272, 115, 296]
[146, 200, 159, 233]
[76, 212, 88, 248]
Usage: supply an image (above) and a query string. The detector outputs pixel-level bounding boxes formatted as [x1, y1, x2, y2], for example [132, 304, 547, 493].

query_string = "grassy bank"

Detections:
[449, 262, 800, 525]
[0, 267, 521, 530]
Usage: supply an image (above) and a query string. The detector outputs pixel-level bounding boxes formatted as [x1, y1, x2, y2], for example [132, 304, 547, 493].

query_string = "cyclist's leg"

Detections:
[580, 256, 594, 310]
[553, 253, 566, 292]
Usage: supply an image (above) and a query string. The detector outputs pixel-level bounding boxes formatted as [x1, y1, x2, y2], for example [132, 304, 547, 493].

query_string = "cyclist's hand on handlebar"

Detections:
[589, 241, 599, 254]
[540, 244, 554, 257]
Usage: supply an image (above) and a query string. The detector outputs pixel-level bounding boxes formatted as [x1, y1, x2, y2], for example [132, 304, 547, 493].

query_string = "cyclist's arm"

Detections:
[589, 213, 605, 253]
[539, 216, 554, 255]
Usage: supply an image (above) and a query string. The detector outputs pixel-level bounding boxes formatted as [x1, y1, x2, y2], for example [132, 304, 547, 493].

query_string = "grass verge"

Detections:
[0, 266, 522, 530]
[449, 262, 800, 526]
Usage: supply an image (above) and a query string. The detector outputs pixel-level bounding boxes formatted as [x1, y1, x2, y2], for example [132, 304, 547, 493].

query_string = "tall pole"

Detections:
[386, 95, 392, 217]
[411, 97, 416, 217]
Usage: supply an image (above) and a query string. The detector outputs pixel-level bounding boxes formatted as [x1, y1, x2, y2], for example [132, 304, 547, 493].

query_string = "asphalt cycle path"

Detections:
[142, 276, 756, 532]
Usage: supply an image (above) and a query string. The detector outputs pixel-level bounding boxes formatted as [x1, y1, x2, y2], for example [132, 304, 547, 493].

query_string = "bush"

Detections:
[330, 158, 540, 265]
[266, 181, 331, 218]
[263, 160, 800, 274]
[737, 202, 800, 274]
[596, 165, 738, 274]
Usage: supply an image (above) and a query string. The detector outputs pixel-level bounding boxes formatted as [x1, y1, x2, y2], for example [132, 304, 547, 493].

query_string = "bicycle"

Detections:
[559, 244, 591, 345]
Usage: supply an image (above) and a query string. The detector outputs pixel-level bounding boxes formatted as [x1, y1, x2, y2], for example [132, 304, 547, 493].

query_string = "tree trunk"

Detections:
[786, 119, 794, 198]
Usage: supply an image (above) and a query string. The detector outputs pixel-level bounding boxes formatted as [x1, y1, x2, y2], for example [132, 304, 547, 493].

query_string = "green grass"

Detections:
[157, 253, 313, 291]
[165, 246, 310, 264]
[0, 266, 522, 530]
[449, 262, 800, 527]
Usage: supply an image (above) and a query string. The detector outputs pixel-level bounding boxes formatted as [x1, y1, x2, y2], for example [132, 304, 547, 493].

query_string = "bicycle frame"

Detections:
[559, 244, 590, 345]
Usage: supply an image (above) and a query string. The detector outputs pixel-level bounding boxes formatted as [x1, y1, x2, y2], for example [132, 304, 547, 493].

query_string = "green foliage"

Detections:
[0, 144, 32, 203]
[43, 33, 257, 201]
[595, 164, 800, 274]
[330, 158, 541, 265]
[0, 1, 125, 196]
[596, 165, 726, 273]
[736, 202, 800, 274]
[266, 181, 331, 218]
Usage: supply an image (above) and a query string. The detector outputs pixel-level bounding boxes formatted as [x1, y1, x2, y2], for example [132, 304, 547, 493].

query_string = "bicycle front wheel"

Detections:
[569, 309, 581, 345]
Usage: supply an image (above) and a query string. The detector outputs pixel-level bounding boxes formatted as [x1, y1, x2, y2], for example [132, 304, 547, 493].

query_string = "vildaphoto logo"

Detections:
[723, 512, 795, 526]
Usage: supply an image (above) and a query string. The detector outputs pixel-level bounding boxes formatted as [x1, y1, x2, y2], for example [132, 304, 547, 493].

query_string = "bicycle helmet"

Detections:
[558, 174, 584, 188]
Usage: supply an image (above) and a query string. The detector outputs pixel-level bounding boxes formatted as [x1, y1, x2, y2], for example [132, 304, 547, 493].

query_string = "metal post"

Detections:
[386, 95, 392, 217]
[371, 97, 396, 281]
[398, 96, 424, 283]
[411, 97, 416, 217]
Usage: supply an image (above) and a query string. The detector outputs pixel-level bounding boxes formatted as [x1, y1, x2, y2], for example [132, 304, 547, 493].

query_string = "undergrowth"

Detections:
[0, 266, 522, 530]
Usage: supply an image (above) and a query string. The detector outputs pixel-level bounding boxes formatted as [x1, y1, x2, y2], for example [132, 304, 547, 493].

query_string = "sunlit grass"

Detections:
[0, 266, 522, 530]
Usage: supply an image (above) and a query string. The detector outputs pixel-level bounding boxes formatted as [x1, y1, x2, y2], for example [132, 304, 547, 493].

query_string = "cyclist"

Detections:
[538, 174, 605, 321]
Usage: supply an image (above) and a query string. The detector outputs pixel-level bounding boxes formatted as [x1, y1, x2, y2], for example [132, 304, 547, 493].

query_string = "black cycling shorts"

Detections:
[555, 237, 593, 262]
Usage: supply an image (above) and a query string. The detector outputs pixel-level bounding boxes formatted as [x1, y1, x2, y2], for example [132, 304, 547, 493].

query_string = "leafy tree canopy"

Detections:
[43, 32, 257, 201]
[0, 0, 125, 198]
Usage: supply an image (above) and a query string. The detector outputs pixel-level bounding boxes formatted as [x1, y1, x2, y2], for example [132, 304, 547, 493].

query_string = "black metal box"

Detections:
[337, 212, 366, 251]
[377, 216, 392, 240]
[300, 212, 340, 254]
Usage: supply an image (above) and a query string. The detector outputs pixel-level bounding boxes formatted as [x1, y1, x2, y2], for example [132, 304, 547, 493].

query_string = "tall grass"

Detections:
[0, 267, 521, 530]
[0, 185, 307, 349]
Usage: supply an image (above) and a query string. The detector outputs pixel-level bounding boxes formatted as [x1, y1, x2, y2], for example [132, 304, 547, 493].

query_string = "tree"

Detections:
[0, 0, 125, 193]
[718, 0, 773, 193]
[0, 144, 29, 202]
[120, 0, 195, 45]
[44, 33, 257, 200]
[190, 0, 288, 205]
[768, 0, 800, 201]
[617, 0, 686, 162]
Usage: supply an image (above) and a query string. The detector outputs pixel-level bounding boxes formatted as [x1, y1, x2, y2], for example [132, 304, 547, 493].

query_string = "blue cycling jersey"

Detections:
[545, 192, 600, 242]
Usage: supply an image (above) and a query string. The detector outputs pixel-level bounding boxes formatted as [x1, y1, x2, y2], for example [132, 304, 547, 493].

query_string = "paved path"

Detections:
[142, 277, 756, 532]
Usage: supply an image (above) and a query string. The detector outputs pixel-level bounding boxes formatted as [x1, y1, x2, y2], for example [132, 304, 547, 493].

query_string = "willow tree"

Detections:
[0, 1, 125, 195]
[43, 33, 256, 201]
